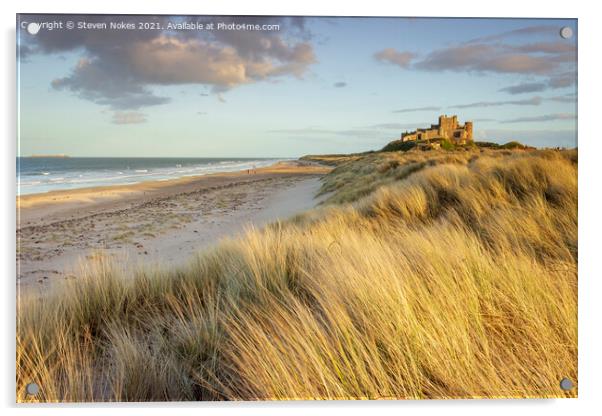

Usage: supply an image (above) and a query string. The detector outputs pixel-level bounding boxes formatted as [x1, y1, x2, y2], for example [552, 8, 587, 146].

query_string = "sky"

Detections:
[17, 15, 577, 157]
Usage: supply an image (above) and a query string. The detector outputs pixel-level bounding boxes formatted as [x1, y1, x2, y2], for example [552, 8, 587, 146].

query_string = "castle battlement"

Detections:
[401, 115, 473, 145]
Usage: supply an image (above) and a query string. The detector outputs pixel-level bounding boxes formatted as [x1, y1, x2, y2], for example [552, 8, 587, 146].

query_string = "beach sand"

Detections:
[17, 160, 331, 293]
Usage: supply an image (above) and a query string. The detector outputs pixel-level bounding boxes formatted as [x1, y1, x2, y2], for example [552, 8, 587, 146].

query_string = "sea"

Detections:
[17, 157, 286, 195]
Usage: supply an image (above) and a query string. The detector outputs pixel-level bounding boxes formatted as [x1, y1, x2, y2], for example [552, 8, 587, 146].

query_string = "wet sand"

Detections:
[17, 160, 331, 293]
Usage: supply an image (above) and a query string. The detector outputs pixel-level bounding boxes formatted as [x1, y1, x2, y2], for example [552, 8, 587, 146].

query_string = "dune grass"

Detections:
[17, 148, 577, 401]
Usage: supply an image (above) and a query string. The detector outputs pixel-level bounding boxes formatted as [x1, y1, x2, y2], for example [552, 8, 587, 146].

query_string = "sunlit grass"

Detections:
[17, 148, 577, 401]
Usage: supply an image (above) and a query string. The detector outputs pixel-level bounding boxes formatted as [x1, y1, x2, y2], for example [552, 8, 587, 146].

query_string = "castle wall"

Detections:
[465, 121, 473, 141]
[418, 129, 440, 141]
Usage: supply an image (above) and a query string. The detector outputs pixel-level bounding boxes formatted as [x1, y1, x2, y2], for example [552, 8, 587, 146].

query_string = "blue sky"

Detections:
[17, 15, 577, 157]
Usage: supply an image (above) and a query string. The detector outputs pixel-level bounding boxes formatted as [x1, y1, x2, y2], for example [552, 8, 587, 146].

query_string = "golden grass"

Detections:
[17, 148, 577, 401]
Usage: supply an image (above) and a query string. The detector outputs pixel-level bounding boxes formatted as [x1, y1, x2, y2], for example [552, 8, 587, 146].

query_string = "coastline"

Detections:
[17, 160, 332, 291]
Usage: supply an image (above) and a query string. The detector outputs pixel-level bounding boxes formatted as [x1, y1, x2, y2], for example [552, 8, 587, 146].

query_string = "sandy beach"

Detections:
[17, 160, 331, 292]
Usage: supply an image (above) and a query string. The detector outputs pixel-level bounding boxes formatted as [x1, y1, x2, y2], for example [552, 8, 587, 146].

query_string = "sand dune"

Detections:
[16, 149, 577, 401]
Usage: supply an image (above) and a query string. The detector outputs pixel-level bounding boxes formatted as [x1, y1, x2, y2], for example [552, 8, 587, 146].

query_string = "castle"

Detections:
[401, 115, 473, 145]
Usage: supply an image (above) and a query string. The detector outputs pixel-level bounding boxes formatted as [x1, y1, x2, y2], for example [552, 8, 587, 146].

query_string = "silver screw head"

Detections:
[560, 377, 574, 391]
[25, 382, 39, 396]
[26, 23, 40, 35]
[560, 27, 573, 39]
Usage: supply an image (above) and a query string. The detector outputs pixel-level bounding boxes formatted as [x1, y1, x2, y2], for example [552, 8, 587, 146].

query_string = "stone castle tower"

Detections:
[401, 115, 473, 145]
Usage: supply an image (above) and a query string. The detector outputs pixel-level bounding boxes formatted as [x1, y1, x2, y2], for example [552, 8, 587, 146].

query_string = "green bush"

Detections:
[440, 140, 455, 151]
[475, 141, 501, 149]
[382, 140, 417, 152]
[501, 141, 527, 150]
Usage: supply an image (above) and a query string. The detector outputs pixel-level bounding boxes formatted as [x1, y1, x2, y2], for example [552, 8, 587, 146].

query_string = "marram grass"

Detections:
[17, 149, 577, 401]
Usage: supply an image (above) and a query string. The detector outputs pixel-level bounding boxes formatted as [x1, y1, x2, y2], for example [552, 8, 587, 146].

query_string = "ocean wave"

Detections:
[18, 159, 284, 195]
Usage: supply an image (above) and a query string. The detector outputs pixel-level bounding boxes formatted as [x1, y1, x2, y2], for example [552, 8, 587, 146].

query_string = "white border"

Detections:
[2, 1, 601, 415]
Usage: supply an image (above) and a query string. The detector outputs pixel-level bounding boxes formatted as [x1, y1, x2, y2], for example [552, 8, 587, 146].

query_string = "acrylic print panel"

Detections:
[16, 14, 577, 402]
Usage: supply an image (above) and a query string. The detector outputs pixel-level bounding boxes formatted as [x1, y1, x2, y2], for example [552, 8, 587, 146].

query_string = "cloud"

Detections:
[197, 111, 208, 115]
[513, 41, 576, 55]
[548, 72, 577, 88]
[500, 72, 577, 95]
[499, 82, 548, 94]
[548, 93, 577, 103]
[124, 35, 315, 89]
[369, 122, 430, 130]
[376, 43, 575, 88]
[378, 26, 576, 95]
[392, 106, 441, 113]
[451, 96, 542, 109]
[22, 15, 316, 112]
[388, 94, 572, 116]
[415, 44, 555, 75]
[477, 128, 576, 148]
[111, 111, 147, 125]
[17, 44, 35, 61]
[267, 126, 390, 140]
[466, 25, 560, 43]
[269, 122, 431, 139]
[51, 57, 172, 110]
[268, 127, 334, 135]
[333, 81, 347, 88]
[501, 113, 577, 123]
[374, 48, 416, 68]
